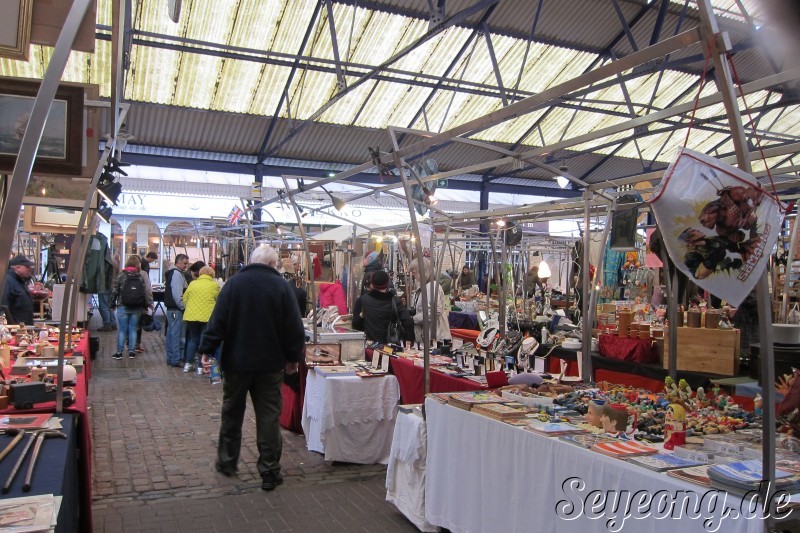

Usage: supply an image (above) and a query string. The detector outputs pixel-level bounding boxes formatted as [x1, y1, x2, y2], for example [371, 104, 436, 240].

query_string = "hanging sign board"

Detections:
[650, 147, 785, 306]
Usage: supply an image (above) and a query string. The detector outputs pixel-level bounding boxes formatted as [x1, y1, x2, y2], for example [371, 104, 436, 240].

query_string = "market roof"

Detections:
[0, 0, 796, 195]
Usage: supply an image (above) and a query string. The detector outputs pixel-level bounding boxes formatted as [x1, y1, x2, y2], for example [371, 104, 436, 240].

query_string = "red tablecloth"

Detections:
[389, 356, 486, 404]
[279, 361, 307, 434]
[450, 328, 480, 343]
[2, 333, 92, 533]
[598, 334, 658, 364]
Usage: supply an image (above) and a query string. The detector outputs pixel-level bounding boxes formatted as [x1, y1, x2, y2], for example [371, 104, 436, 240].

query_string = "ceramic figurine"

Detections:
[586, 399, 606, 429]
[677, 379, 692, 404]
[754, 394, 763, 417]
[663, 403, 687, 450]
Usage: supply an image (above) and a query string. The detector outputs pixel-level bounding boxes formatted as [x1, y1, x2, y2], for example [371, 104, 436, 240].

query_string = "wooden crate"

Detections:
[661, 327, 740, 376]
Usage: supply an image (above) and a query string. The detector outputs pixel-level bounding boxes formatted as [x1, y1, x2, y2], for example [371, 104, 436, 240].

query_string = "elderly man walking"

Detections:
[198, 245, 305, 491]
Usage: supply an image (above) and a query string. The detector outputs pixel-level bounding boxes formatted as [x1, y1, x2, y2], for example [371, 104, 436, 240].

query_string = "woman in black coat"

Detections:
[352, 270, 414, 345]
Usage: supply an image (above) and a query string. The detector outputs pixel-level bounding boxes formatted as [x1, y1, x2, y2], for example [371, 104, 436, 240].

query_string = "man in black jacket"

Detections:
[352, 270, 414, 345]
[198, 245, 305, 491]
[2, 255, 35, 325]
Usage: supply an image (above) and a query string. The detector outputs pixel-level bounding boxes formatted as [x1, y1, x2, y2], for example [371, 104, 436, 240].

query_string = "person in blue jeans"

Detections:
[96, 292, 117, 331]
[164, 254, 190, 367]
[109, 255, 153, 359]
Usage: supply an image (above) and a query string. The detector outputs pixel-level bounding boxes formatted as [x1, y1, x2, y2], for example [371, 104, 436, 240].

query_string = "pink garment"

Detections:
[318, 281, 348, 315]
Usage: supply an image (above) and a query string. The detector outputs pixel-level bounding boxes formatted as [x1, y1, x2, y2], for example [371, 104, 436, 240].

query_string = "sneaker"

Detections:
[261, 471, 283, 491]
[98, 325, 113, 332]
[196, 366, 204, 376]
[134, 346, 144, 353]
[128, 352, 135, 359]
[183, 362, 195, 373]
[112, 352, 123, 360]
[111, 324, 118, 330]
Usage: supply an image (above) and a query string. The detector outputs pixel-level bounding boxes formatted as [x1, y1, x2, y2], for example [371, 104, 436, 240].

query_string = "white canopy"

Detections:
[310, 224, 377, 243]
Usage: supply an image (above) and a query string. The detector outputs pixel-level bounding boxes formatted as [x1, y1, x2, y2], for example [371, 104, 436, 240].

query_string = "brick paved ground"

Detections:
[89, 314, 419, 532]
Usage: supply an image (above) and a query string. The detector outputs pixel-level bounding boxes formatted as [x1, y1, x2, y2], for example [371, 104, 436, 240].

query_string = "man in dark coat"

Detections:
[198, 245, 305, 492]
[352, 270, 414, 345]
[2, 255, 35, 325]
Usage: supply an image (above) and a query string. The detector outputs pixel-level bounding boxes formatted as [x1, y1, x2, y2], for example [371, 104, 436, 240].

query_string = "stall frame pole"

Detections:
[695, 1, 776, 523]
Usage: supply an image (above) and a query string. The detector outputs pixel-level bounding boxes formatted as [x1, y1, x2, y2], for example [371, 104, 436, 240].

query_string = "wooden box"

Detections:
[661, 327, 740, 375]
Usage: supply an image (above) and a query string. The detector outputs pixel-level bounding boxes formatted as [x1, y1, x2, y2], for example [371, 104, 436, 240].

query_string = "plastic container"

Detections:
[208, 358, 222, 385]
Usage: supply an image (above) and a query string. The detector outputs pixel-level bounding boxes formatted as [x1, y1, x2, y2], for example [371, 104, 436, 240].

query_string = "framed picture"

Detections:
[23, 175, 98, 209]
[0, 78, 84, 175]
[22, 205, 83, 234]
[0, 0, 32, 61]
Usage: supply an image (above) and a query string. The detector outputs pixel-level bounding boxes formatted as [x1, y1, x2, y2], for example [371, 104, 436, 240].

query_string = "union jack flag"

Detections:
[227, 206, 244, 225]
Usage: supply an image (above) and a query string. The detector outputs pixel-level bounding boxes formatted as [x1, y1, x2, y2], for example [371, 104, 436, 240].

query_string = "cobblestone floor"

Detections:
[89, 313, 418, 532]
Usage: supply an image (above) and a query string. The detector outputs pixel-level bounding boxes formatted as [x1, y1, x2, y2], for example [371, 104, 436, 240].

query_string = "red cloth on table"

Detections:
[598, 334, 658, 364]
[1, 333, 92, 533]
[279, 362, 307, 434]
[389, 356, 486, 404]
[450, 329, 480, 344]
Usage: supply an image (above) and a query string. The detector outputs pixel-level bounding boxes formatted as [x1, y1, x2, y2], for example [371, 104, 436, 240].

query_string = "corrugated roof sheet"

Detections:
[0, 0, 794, 195]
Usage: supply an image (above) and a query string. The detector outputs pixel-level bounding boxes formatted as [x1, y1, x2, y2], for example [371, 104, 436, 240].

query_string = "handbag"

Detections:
[386, 296, 404, 346]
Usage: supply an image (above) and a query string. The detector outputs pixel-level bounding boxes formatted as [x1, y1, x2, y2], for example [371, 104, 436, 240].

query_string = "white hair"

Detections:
[250, 245, 279, 267]
[409, 257, 431, 282]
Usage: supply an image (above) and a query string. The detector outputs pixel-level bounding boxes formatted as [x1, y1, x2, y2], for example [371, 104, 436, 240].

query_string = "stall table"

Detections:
[389, 356, 486, 404]
[1, 333, 92, 533]
[385, 411, 438, 532]
[424, 398, 763, 533]
[0, 413, 79, 532]
[301, 368, 399, 464]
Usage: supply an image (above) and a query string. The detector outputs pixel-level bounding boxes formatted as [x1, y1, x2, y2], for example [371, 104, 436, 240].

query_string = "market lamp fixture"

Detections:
[320, 186, 347, 211]
[97, 201, 113, 223]
[98, 180, 122, 206]
[423, 186, 437, 206]
[556, 165, 570, 189]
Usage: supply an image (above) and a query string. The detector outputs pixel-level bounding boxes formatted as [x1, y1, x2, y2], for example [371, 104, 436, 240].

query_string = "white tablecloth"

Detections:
[302, 369, 400, 464]
[424, 399, 764, 533]
[386, 411, 439, 532]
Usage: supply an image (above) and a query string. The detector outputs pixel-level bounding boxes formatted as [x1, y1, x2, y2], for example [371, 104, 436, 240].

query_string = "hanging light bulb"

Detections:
[538, 259, 551, 279]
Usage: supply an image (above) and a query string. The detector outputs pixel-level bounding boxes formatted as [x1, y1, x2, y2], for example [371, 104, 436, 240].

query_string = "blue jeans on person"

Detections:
[97, 293, 116, 327]
[116, 306, 140, 354]
[166, 308, 186, 366]
[184, 321, 207, 366]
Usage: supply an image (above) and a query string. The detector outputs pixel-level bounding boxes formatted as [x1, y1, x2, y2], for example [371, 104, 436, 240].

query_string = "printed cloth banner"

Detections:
[650, 148, 785, 306]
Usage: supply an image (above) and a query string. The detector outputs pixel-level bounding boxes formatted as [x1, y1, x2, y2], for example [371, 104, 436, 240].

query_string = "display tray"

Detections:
[11, 356, 84, 375]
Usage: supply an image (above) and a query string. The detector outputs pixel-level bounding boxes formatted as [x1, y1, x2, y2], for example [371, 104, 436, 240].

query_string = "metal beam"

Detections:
[610, 0, 639, 52]
[325, 0, 347, 91]
[482, 22, 507, 106]
[261, 0, 500, 161]
[649, 0, 670, 46]
[256, 2, 323, 161]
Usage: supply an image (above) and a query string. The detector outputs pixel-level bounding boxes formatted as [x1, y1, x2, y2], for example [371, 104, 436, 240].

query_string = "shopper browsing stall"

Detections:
[410, 258, 451, 346]
[2, 255, 35, 325]
[352, 270, 414, 345]
[109, 255, 153, 360]
[198, 245, 305, 492]
[164, 254, 190, 367]
[182, 266, 220, 374]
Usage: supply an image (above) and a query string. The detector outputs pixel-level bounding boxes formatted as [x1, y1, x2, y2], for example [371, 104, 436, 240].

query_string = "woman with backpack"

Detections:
[109, 255, 153, 360]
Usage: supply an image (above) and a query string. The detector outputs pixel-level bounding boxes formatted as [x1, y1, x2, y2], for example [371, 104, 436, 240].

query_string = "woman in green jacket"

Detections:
[182, 266, 220, 373]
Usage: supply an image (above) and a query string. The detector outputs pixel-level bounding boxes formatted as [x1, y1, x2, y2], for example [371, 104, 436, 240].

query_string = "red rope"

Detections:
[726, 51, 782, 205]
[683, 42, 713, 149]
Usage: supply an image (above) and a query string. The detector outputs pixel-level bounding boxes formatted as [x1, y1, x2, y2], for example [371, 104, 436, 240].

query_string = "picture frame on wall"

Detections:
[22, 175, 98, 210]
[0, 0, 32, 61]
[0, 78, 84, 176]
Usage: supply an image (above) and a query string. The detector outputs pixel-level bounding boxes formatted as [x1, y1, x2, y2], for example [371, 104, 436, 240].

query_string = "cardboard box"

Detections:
[661, 327, 740, 375]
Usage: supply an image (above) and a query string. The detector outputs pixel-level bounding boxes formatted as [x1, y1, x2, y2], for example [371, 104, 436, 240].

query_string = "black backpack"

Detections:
[120, 272, 146, 307]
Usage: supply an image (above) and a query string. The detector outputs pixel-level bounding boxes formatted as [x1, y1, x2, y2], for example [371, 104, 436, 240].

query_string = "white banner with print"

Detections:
[650, 148, 785, 306]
